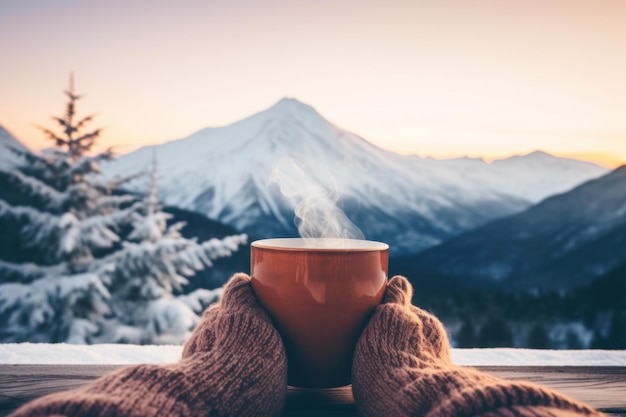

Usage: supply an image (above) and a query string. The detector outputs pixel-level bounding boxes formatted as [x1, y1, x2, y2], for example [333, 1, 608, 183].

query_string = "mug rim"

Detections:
[251, 237, 389, 252]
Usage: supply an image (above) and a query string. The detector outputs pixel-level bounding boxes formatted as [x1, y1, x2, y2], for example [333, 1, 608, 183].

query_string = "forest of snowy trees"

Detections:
[0, 78, 246, 344]
[1, 79, 623, 350]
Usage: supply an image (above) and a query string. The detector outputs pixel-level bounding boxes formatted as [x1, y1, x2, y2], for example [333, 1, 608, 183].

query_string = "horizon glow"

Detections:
[1, 0, 625, 168]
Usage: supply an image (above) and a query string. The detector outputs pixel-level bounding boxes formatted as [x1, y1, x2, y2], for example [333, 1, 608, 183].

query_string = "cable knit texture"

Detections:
[9, 273, 605, 417]
[9, 273, 287, 417]
[352, 275, 605, 417]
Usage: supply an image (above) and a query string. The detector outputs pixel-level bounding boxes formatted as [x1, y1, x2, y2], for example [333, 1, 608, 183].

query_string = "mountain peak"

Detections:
[103, 98, 610, 257]
[0, 124, 10, 138]
[0, 125, 26, 149]
[611, 164, 626, 175]
[0, 124, 29, 168]
[267, 97, 321, 118]
[500, 150, 555, 162]
[272, 96, 311, 108]
[526, 150, 553, 159]
[258, 97, 333, 135]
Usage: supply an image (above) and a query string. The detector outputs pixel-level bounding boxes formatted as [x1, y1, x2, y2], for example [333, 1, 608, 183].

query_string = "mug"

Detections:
[250, 238, 388, 388]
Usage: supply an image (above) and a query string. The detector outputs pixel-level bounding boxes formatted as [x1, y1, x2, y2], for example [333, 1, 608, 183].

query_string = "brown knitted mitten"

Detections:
[10, 273, 287, 417]
[352, 275, 604, 417]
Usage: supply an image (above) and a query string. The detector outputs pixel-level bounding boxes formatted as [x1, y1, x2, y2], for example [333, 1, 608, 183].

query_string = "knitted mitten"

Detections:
[10, 273, 287, 417]
[352, 275, 604, 417]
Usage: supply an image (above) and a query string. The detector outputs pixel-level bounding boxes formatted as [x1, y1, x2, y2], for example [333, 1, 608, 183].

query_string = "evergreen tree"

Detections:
[565, 329, 583, 349]
[477, 317, 514, 347]
[0, 77, 246, 344]
[605, 311, 626, 349]
[591, 329, 608, 349]
[97, 151, 246, 344]
[526, 323, 551, 349]
[456, 318, 477, 348]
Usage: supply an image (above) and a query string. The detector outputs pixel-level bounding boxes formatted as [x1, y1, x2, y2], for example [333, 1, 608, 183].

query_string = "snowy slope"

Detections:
[0, 125, 28, 169]
[410, 166, 626, 290]
[103, 99, 606, 254]
[440, 151, 607, 203]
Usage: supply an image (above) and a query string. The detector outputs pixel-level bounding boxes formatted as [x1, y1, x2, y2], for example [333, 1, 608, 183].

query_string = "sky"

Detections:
[1, 0, 625, 168]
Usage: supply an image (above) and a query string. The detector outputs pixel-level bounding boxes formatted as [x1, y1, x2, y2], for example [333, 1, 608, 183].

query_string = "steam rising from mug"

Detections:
[268, 159, 364, 245]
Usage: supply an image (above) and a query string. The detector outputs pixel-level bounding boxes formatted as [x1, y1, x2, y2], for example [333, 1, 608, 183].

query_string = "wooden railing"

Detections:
[1, 365, 625, 416]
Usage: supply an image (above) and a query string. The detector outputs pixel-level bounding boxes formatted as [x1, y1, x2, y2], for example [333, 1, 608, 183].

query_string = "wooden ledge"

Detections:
[0, 365, 624, 416]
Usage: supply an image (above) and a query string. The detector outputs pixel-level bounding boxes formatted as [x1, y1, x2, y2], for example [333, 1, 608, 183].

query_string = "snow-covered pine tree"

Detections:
[0, 76, 137, 343]
[96, 150, 246, 344]
[0, 77, 246, 344]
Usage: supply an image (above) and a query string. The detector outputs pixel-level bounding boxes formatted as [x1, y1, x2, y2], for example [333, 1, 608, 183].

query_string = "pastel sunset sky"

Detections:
[1, 0, 625, 167]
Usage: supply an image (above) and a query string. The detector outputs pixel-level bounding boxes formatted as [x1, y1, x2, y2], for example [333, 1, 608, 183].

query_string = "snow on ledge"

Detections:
[0, 343, 181, 365]
[450, 348, 626, 366]
[0, 344, 625, 366]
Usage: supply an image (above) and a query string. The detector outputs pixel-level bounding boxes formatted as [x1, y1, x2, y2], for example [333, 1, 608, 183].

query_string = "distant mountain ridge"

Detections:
[103, 98, 607, 255]
[438, 150, 606, 203]
[407, 165, 626, 291]
[0, 125, 28, 169]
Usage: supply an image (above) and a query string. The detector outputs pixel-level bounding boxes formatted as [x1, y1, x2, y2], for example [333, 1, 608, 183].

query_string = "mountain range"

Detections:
[102, 98, 606, 255]
[401, 165, 626, 292]
[0, 125, 28, 168]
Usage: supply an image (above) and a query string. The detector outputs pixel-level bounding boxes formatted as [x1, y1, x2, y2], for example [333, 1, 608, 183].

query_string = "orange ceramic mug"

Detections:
[250, 238, 388, 388]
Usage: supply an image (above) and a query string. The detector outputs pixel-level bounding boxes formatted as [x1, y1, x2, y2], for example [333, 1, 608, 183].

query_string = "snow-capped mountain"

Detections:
[407, 165, 626, 291]
[0, 125, 28, 169]
[438, 151, 606, 203]
[103, 98, 607, 255]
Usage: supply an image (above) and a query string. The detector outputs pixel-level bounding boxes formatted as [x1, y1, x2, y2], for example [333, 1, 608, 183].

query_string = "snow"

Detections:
[442, 151, 607, 204]
[0, 125, 28, 169]
[0, 343, 181, 365]
[451, 348, 626, 366]
[0, 110, 246, 345]
[0, 344, 624, 366]
[102, 98, 607, 255]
